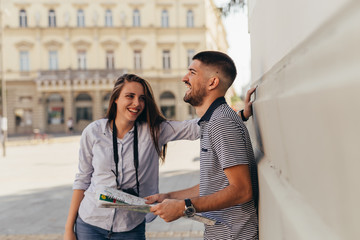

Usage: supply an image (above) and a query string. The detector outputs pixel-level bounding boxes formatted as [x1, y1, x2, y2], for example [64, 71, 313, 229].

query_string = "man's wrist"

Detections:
[184, 198, 196, 217]
[237, 109, 248, 121]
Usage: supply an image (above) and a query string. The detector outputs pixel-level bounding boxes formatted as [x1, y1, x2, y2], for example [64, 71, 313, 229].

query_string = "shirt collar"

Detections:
[198, 97, 226, 125]
[104, 119, 135, 136]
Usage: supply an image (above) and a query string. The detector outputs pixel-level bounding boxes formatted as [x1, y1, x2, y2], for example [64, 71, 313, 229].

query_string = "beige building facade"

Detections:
[0, 0, 227, 135]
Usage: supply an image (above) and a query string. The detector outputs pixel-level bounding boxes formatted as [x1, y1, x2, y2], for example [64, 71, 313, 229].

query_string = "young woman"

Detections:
[64, 74, 200, 240]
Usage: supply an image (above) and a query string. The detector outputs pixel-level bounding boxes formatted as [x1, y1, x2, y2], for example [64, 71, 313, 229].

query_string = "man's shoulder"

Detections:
[209, 103, 241, 125]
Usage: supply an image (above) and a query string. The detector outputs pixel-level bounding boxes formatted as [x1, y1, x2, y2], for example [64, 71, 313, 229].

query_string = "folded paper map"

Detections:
[96, 186, 216, 225]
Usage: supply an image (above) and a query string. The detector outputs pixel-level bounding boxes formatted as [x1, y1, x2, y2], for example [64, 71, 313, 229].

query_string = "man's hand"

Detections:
[149, 199, 185, 222]
[144, 193, 169, 204]
[243, 86, 257, 119]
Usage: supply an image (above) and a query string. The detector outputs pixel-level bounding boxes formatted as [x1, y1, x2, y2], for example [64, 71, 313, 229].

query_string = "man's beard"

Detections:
[183, 87, 207, 107]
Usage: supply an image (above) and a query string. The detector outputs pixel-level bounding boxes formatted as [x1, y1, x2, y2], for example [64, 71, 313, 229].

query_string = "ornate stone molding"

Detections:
[157, 42, 175, 48]
[100, 39, 119, 50]
[44, 39, 63, 50]
[182, 41, 200, 48]
[129, 39, 146, 49]
[13, 2, 31, 9]
[73, 39, 92, 49]
[72, 2, 89, 9]
[15, 40, 34, 50]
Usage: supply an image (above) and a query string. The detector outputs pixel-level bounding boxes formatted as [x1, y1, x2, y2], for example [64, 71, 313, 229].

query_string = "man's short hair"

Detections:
[192, 51, 237, 90]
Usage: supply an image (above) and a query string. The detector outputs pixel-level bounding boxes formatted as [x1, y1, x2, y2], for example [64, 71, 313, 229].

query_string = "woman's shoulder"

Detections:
[83, 118, 108, 135]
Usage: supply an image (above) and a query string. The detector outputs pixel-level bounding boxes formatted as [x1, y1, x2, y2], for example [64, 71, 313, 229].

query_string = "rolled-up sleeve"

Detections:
[73, 125, 94, 190]
[159, 119, 200, 145]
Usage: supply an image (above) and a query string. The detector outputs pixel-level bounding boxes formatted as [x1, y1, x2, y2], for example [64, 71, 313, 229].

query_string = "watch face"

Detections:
[185, 206, 196, 217]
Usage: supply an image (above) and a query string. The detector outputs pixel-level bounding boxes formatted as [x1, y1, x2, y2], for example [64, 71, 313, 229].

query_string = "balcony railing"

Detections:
[37, 69, 128, 81]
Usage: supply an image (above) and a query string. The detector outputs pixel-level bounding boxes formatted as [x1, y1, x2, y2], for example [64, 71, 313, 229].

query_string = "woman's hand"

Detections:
[144, 193, 169, 204]
[64, 227, 76, 240]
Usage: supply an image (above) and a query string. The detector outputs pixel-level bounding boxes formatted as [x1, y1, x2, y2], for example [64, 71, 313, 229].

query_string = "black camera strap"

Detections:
[112, 120, 140, 196]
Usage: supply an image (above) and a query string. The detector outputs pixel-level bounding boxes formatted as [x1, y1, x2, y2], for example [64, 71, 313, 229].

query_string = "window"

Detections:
[134, 50, 142, 70]
[20, 51, 30, 71]
[48, 9, 56, 27]
[133, 9, 140, 27]
[186, 10, 194, 27]
[105, 9, 113, 27]
[76, 93, 93, 123]
[47, 94, 64, 125]
[160, 91, 176, 119]
[162, 50, 171, 70]
[77, 9, 85, 27]
[106, 51, 115, 69]
[77, 51, 86, 70]
[19, 9, 27, 27]
[49, 51, 58, 70]
[187, 49, 195, 66]
[161, 10, 169, 28]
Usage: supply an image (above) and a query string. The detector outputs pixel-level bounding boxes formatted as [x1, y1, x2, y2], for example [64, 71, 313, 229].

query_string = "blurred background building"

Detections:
[0, 0, 228, 135]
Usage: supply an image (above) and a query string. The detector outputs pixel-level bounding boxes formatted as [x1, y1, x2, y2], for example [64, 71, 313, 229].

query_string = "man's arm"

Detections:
[145, 184, 199, 204]
[148, 165, 252, 222]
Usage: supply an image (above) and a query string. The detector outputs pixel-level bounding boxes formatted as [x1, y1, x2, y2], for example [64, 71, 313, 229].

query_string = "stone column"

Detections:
[93, 89, 102, 120]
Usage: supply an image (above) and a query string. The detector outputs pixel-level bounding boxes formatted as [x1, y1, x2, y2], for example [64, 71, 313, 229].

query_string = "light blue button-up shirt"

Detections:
[73, 118, 200, 232]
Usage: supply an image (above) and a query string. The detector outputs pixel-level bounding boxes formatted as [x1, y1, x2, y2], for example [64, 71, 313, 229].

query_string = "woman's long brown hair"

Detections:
[105, 74, 167, 162]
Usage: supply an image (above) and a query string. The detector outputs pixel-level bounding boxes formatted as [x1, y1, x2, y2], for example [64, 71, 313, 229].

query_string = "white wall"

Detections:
[248, 0, 360, 239]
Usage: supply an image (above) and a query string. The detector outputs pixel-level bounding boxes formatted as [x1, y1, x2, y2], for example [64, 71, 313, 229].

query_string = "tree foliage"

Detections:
[218, 0, 245, 16]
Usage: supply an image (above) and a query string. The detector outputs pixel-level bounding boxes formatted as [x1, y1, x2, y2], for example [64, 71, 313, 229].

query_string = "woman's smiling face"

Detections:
[115, 81, 145, 123]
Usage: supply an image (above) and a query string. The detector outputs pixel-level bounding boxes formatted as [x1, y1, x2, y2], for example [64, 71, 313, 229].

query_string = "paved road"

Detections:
[0, 136, 203, 239]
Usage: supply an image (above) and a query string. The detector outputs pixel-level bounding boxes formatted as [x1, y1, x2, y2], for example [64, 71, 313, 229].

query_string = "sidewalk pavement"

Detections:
[0, 136, 204, 240]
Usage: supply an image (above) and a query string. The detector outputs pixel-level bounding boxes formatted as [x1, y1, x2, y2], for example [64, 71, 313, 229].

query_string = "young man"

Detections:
[146, 51, 258, 239]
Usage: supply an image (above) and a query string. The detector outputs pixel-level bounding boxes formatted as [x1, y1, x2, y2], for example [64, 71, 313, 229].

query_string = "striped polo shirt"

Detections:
[198, 97, 258, 240]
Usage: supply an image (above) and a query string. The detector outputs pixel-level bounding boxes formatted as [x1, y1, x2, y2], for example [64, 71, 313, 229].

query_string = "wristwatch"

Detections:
[184, 198, 196, 217]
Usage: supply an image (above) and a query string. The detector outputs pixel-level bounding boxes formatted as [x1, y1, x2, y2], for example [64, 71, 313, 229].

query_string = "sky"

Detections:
[213, 1, 251, 96]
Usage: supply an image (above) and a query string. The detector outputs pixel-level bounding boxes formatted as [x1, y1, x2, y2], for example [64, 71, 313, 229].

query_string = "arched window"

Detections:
[105, 9, 113, 27]
[186, 10, 194, 27]
[133, 9, 141, 27]
[19, 9, 27, 27]
[47, 93, 64, 125]
[76, 93, 92, 101]
[75, 93, 93, 123]
[160, 91, 176, 119]
[77, 9, 85, 27]
[161, 10, 169, 28]
[48, 9, 56, 27]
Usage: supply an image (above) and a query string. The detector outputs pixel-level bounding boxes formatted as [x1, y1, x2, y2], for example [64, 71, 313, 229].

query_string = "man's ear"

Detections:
[208, 76, 220, 90]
